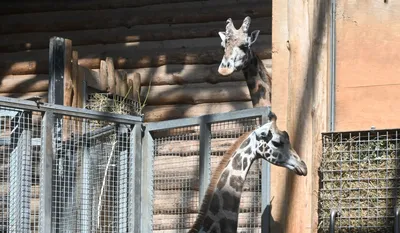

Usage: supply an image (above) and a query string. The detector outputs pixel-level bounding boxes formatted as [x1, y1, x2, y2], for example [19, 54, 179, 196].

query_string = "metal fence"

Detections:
[0, 96, 271, 233]
[142, 108, 271, 233]
[319, 129, 400, 233]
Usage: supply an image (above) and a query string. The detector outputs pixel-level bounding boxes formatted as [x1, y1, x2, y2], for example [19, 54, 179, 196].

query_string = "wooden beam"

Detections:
[0, 18, 271, 53]
[143, 101, 252, 122]
[0, 0, 271, 34]
[140, 81, 250, 105]
[271, 1, 330, 233]
[105, 57, 116, 94]
[0, 36, 272, 75]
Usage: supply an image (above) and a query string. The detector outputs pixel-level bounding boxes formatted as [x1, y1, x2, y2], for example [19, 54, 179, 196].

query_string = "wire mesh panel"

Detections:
[51, 115, 131, 233]
[152, 126, 201, 232]
[319, 129, 400, 233]
[149, 112, 265, 233]
[0, 107, 42, 233]
[210, 117, 263, 232]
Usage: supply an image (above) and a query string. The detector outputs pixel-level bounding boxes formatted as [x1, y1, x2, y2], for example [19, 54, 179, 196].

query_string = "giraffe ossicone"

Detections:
[188, 111, 307, 233]
[218, 16, 272, 107]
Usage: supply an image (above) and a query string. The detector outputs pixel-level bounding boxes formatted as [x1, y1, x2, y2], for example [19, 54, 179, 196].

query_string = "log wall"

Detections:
[0, 0, 272, 122]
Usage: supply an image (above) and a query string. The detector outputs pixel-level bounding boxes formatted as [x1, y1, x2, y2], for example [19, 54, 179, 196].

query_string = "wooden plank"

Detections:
[105, 57, 116, 94]
[270, 0, 290, 231]
[143, 101, 252, 122]
[0, 0, 205, 15]
[0, 17, 271, 53]
[129, 72, 141, 102]
[140, 81, 250, 105]
[0, 74, 48, 93]
[0, 0, 271, 34]
[281, 1, 330, 233]
[0, 36, 271, 75]
[62, 39, 73, 141]
[336, 85, 400, 131]
[335, 0, 400, 131]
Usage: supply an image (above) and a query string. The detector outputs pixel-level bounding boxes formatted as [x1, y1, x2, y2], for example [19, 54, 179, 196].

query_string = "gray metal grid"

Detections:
[210, 117, 262, 232]
[51, 116, 131, 232]
[319, 129, 400, 233]
[149, 111, 266, 233]
[152, 126, 201, 232]
[0, 107, 42, 233]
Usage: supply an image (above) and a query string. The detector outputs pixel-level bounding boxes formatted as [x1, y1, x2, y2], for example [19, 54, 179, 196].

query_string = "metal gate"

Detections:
[141, 107, 271, 233]
[0, 96, 271, 233]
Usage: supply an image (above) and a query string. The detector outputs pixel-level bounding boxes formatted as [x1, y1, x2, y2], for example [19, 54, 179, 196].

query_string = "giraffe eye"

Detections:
[271, 140, 283, 148]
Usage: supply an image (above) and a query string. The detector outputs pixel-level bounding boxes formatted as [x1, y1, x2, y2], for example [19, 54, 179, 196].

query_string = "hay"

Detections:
[318, 130, 400, 233]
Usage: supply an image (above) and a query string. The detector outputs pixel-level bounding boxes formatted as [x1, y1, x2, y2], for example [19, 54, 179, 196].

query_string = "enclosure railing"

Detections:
[0, 95, 272, 233]
[0, 96, 142, 233]
[142, 107, 271, 233]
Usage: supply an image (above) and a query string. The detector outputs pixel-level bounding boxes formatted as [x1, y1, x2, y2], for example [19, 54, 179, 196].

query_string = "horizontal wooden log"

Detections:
[143, 102, 253, 122]
[152, 212, 261, 230]
[153, 190, 262, 214]
[0, 74, 48, 93]
[0, 59, 271, 88]
[141, 81, 250, 105]
[0, 18, 271, 53]
[155, 138, 237, 154]
[0, 0, 205, 15]
[0, 35, 271, 75]
[0, 91, 48, 102]
[0, 0, 270, 34]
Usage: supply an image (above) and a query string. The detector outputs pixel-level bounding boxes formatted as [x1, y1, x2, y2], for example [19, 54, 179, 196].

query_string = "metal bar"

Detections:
[260, 109, 271, 233]
[80, 119, 92, 233]
[198, 120, 211, 205]
[145, 107, 268, 131]
[329, 0, 337, 131]
[395, 207, 400, 233]
[39, 112, 54, 233]
[141, 129, 154, 233]
[129, 124, 142, 233]
[329, 209, 339, 233]
[117, 124, 129, 232]
[48, 36, 65, 106]
[0, 96, 143, 124]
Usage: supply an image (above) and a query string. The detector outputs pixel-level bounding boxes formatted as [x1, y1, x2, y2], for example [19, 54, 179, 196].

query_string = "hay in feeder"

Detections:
[318, 130, 400, 233]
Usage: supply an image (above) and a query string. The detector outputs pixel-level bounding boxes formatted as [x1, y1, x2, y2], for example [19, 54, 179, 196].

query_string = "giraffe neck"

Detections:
[189, 131, 259, 233]
[242, 50, 272, 107]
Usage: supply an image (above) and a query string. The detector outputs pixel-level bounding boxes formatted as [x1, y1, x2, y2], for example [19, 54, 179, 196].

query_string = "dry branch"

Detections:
[0, 18, 271, 53]
[143, 101, 253, 122]
[0, 36, 271, 75]
[0, 0, 270, 34]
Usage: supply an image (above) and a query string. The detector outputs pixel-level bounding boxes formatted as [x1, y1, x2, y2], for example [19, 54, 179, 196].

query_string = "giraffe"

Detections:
[218, 16, 272, 108]
[188, 112, 307, 233]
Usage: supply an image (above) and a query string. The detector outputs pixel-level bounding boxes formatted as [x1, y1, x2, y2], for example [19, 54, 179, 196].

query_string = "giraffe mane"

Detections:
[188, 131, 252, 232]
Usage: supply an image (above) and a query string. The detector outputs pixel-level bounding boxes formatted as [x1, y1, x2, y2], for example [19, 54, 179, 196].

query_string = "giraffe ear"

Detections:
[218, 32, 226, 47]
[248, 30, 260, 46]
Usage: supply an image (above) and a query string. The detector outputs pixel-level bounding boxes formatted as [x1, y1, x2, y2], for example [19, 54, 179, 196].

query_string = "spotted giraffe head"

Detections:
[253, 112, 308, 176]
[218, 16, 260, 76]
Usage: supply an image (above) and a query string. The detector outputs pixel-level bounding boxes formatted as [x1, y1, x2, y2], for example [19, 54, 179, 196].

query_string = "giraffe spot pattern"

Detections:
[217, 170, 230, 190]
[209, 195, 220, 215]
[243, 157, 248, 170]
[203, 216, 214, 231]
[244, 146, 252, 155]
[231, 153, 242, 170]
[229, 175, 244, 193]
[221, 191, 240, 213]
[219, 218, 238, 233]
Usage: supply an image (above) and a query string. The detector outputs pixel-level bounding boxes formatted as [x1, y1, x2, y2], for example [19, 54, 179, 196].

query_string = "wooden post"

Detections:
[71, 50, 85, 134]
[271, 1, 330, 233]
[128, 72, 141, 103]
[106, 57, 116, 94]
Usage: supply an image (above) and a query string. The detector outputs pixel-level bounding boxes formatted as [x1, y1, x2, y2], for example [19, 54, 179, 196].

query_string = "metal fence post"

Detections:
[129, 124, 143, 233]
[9, 111, 32, 232]
[39, 111, 54, 233]
[141, 128, 154, 233]
[199, 120, 211, 206]
[117, 124, 129, 232]
[261, 107, 271, 233]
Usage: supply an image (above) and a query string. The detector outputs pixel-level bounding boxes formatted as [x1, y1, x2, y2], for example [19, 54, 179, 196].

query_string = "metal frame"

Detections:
[142, 106, 272, 233]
